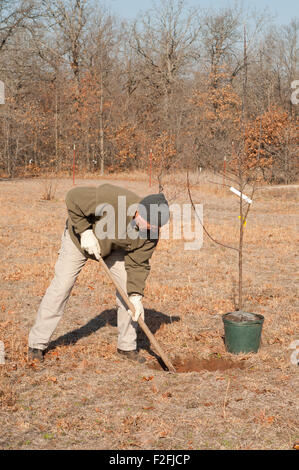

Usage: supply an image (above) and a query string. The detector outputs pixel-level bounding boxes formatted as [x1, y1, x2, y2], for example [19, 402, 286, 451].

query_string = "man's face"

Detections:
[134, 211, 159, 233]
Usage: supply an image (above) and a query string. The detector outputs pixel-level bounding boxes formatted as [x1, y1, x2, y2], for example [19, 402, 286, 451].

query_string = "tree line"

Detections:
[0, 0, 298, 182]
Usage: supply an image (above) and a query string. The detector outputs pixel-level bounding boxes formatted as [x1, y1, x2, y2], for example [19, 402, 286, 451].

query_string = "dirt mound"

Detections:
[150, 356, 245, 373]
[224, 312, 262, 323]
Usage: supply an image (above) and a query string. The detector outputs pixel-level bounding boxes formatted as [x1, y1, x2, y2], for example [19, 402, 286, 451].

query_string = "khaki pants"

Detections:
[28, 228, 142, 351]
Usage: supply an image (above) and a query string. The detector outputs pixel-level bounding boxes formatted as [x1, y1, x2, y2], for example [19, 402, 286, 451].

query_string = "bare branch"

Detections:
[186, 171, 239, 252]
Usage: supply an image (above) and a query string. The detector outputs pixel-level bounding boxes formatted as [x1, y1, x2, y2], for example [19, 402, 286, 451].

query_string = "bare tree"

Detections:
[278, 20, 299, 117]
[201, 5, 242, 89]
[40, 0, 90, 89]
[82, 8, 117, 174]
[0, 0, 38, 53]
[131, 0, 200, 128]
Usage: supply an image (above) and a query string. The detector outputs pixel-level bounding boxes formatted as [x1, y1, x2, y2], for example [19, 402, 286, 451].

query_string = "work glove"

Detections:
[80, 229, 101, 260]
[128, 294, 144, 322]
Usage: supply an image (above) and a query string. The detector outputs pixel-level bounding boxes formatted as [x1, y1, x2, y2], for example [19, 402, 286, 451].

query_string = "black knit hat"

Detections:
[138, 193, 170, 227]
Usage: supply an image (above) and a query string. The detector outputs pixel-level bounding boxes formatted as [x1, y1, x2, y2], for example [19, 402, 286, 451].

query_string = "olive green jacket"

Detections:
[65, 184, 159, 296]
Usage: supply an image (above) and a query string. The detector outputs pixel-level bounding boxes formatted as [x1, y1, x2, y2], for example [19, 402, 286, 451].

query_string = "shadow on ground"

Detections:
[47, 308, 180, 364]
[137, 309, 180, 367]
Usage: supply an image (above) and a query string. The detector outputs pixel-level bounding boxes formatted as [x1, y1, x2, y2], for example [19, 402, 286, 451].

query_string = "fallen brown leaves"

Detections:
[253, 410, 276, 426]
[0, 176, 298, 450]
[46, 376, 58, 383]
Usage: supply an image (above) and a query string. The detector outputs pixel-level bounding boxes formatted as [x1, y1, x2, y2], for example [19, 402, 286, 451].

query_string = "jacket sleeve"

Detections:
[125, 239, 158, 296]
[65, 187, 97, 235]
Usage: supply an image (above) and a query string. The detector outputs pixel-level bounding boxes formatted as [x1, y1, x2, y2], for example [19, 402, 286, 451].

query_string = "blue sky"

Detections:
[107, 0, 298, 25]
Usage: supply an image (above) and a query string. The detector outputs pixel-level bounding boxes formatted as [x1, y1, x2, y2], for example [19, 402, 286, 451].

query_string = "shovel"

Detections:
[98, 256, 176, 373]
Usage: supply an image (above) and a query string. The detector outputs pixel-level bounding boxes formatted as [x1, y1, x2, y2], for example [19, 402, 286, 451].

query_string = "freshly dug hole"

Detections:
[150, 356, 245, 373]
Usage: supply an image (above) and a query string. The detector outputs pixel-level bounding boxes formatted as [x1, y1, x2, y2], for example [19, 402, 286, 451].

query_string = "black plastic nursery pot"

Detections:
[222, 311, 264, 354]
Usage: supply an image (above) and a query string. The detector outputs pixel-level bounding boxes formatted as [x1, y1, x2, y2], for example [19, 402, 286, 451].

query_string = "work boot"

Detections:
[28, 347, 44, 363]
[117, 348, 146, 364]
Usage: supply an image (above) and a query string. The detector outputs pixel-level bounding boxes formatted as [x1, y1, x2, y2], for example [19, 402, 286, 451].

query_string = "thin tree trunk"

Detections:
[242, 24, 248, 119]
[13, 137, 19, 178]
[6, 121, 10, 177]
[238, 193, 244, 311]
[34, 133, 38, 166]
[99, 70, 104, 176]
[55, 85, 59, 169]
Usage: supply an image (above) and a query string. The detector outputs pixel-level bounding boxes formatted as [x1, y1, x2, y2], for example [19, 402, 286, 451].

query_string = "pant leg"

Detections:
[105, 249, 144, 351]
[28, 228, 87, 350]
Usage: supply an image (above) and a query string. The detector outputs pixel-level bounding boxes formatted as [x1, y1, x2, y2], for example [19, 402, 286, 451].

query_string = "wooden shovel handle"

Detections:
[98, 256, 176, 373]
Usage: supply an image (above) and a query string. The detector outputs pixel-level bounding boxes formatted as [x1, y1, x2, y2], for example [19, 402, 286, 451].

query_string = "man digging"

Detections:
[28, 184, 170, 364]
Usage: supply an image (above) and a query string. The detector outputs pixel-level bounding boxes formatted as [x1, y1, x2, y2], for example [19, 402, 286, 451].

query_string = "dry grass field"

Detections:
[0, 173, 298, 450]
